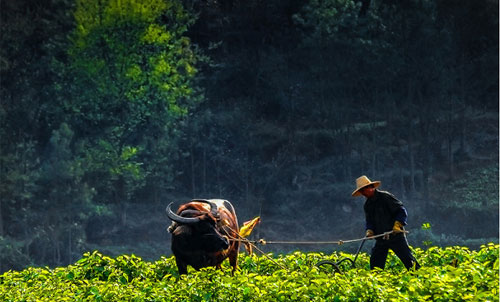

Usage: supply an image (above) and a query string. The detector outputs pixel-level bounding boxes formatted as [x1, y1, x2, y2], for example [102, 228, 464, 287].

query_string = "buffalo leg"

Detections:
[175, 258, 188, 275]
[228, 243, 239, 274]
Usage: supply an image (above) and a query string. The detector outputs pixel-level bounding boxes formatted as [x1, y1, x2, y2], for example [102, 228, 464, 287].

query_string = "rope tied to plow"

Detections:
[224, 229, 409, 272]
[229, 230, 407, 246]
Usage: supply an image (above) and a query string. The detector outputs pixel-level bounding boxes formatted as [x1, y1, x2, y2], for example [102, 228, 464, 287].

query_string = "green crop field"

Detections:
[1, 244, 498, 301]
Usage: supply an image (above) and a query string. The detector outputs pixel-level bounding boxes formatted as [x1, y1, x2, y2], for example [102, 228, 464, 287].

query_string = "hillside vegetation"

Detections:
[1, 0, 498, 272]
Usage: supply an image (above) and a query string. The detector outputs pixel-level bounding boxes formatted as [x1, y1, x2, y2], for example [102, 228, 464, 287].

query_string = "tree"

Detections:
[36, 123, 96, 265]
[0, 0, 75, 270]
[60, 0, 201, 223]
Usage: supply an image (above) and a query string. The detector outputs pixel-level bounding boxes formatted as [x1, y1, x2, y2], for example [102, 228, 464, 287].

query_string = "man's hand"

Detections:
[365, 229, 375, 237]
[393, 221, 404, 233]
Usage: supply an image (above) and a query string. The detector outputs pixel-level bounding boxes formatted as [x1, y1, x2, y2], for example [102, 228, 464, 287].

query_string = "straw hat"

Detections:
[351, 175, 381, 197]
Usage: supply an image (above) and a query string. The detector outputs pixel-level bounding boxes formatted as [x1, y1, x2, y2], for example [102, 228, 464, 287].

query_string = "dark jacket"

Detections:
[364, 189, 408, 237]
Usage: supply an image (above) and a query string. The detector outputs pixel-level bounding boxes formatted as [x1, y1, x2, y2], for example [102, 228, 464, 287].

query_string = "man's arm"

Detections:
[395, 207, 408, 226]
[365, 220, 375, 231]
[365, 210, 375, 236]
[384, 191, 407, 225]
[384, 191, 408, 234]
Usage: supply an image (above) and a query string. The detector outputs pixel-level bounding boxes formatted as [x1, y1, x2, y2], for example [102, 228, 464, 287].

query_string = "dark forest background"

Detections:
[1, 0, 498, 273]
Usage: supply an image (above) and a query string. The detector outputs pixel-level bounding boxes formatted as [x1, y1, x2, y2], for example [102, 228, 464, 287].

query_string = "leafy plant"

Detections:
[421, 222, 433, 247]
[1, 244, 498, 301]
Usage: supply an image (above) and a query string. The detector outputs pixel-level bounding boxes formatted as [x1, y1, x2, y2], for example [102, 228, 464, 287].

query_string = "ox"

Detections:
[166, 199, 240, 275]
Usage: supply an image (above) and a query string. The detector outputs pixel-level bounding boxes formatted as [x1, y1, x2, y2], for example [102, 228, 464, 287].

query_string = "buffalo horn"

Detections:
[166, 202, 200, 224]
[178, 209, 204, 217]
[191, 199, 218, 217]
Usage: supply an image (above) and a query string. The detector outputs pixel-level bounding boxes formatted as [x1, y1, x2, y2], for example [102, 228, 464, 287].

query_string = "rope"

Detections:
[223, 227, 289, 271]
[246, 240, 289, 271]
[229, 230, 408, 246]
[222, 224, 408, 272]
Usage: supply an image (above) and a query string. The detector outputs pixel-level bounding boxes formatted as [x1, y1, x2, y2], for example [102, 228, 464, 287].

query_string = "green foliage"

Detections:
[0, 0, 202, 269]
[0, 0, 497, 273]
[64, 0, 201, 207]
[421, 223, 433, 247]
[436, 165, 499, 210]
[0, 237, 33, 271]
[1, 244, 498, 301]
[68, 0, 198, 124]
[30, 2, 207, 259]
[293, 0, 359, 40]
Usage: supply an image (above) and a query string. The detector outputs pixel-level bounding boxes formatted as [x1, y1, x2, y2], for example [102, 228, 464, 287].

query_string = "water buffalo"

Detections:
[166, 199, 240, 275]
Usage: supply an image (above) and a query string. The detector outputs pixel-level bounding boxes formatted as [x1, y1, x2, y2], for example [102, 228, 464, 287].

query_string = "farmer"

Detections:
[352, 175, 420, 270]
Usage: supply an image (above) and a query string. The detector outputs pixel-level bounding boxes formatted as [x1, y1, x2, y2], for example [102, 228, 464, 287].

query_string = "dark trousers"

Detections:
[370, 234, 420, 270]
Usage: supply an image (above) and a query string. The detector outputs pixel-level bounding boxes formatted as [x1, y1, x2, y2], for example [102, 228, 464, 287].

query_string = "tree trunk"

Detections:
[447, 109, 455, 178]
[371, 152, 376, 180]
[68, 219, 72, 264]
[0, 197, 2, 272]
[459, 52, 467, 154]
[399, 167, 405, 200]
[245, 146, 250, 206]
[117, 176, 127, 227]
[417, 87, 431, 202]
[409, 140, 416, 195]
[203, 144, 207, 195]
[216, 160, 222, 196]
[398, 143, 406, 199]
[407, 78, 416, 195]
[420, 124, 431, 206]
[190, 142, 196, 197]
[0, 197, 3, 237]
[447, 91, 455, 178]
[53, 231, 61, 266]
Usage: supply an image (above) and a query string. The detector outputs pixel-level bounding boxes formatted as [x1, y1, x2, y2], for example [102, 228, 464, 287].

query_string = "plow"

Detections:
[315, 238, 368, 273]
[234, 217, 402, 273]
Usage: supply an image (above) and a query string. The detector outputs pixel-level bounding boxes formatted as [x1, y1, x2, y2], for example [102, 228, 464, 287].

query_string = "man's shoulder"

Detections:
[377, 190, 396, 198]
[377, 190, 402, 202]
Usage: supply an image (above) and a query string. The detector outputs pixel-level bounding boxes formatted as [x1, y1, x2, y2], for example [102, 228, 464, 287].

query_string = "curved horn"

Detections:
[178, 209, 204, 217]
[191, 199, 218, 217]
[166, 202, 200, 224]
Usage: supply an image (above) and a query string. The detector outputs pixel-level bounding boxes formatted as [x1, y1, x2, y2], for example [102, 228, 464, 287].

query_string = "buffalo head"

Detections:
[166, 199, 240, 274]
[166, 202, 230, 252]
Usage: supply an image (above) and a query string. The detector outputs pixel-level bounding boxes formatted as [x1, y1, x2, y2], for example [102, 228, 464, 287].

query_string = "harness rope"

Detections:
[221, 222, 408, 272]
[221, 224, 289, 270]
[227, 230, 404, 246]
